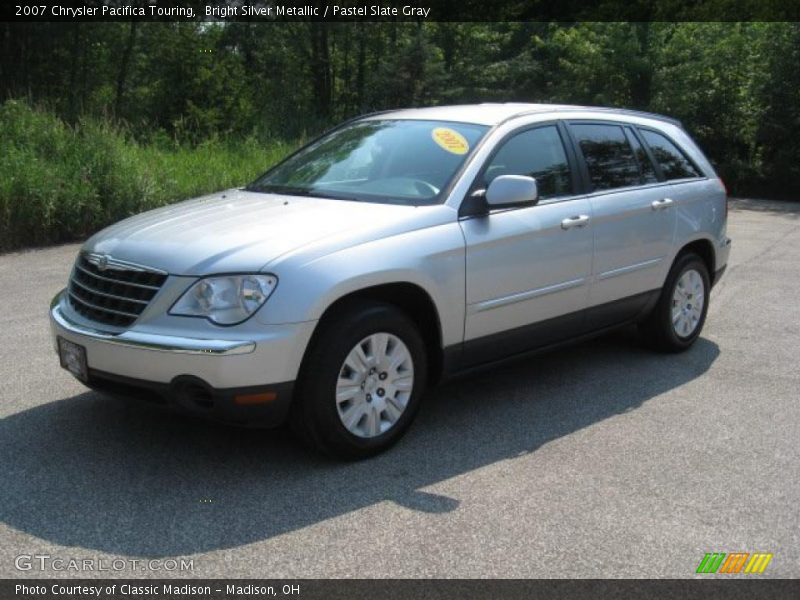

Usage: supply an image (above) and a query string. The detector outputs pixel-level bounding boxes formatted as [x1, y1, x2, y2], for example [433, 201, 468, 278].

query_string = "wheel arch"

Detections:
[302, 282, 445, 385]
[676, 237, 717, 283]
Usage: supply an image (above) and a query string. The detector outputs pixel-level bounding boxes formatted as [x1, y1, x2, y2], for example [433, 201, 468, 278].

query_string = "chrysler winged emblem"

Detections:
[84, 252, 156, 274]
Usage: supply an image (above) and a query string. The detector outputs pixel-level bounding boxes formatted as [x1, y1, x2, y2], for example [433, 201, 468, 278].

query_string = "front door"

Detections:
[459, 124, 593, 366]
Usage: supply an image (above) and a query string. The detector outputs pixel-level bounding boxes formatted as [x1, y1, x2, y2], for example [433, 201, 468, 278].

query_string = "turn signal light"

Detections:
[234, 392, 277, 405]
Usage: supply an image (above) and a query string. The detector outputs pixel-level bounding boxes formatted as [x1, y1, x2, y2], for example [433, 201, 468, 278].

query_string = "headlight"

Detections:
[170, 274, 277, 325]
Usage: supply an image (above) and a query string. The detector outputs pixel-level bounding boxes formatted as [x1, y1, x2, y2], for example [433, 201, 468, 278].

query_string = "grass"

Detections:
[0, 101, 295, 252]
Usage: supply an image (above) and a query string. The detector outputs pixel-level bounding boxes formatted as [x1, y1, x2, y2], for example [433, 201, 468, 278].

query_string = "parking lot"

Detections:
[1, 198, 798, 578]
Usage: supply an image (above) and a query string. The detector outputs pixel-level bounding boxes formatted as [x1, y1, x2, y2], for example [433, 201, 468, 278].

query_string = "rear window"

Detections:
[639, 129, 702, 180]
[571, 123, 641, 192]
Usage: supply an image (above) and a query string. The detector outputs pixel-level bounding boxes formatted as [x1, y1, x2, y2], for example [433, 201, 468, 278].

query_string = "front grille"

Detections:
[68, 255, 167, 327]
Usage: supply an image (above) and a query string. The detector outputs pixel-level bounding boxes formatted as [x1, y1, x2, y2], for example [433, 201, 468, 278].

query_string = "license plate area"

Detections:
[57, 337, 88, 382]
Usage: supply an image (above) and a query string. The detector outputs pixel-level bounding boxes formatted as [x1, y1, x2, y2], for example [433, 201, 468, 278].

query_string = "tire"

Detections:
[290, 301, 428, 459]
[640, 252, 711, 352]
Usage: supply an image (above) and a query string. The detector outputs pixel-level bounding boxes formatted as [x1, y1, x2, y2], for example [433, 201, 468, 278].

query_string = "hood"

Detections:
[83, 189, 451, 275]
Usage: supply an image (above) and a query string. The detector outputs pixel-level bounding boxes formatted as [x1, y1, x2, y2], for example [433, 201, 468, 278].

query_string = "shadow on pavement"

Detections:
[0, 329, 719, 557]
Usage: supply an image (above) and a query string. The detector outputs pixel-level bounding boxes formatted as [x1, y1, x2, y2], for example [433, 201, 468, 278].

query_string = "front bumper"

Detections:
[85, 369, 296, 427]
[50, 290, 316, 426]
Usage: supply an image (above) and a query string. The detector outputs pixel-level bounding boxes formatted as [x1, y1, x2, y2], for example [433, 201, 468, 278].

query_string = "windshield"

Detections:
[248, 119, 489, 205]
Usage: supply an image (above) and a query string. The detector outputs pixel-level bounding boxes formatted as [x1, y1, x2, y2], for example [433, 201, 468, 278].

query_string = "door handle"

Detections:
[561, 215, 590, 230]
[651, 198, 674, 211]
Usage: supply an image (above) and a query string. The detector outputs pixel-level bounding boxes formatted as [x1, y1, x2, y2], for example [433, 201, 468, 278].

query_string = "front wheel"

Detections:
[640, 253, 711, 352]
[291, 302, 427, 459]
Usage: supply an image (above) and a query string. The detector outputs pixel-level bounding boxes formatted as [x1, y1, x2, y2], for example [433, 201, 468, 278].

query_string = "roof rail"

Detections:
[587, 106, 685, 129]
[502, 104, 685, 130]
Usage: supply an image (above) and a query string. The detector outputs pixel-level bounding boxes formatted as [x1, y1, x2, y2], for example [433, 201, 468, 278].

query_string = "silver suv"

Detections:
[50, 104, 731, 458]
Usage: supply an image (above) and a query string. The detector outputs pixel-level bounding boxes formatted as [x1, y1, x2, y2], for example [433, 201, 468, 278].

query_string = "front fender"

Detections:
[255, 222, 467, 348]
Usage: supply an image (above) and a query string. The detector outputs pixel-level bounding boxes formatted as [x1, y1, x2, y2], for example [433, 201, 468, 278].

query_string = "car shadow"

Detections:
[0, 328, 719, 558]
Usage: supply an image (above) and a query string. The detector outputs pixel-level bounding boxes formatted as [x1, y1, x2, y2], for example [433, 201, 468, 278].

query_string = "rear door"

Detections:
[459, 123, 593, 365]
[567, 121, 677, 327]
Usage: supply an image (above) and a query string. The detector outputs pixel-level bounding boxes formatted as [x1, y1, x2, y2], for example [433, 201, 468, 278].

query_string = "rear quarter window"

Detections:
[639, 129, 702, 180]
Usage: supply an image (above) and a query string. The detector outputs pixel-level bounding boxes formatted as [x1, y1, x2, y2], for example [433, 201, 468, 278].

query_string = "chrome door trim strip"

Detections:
[596, 257, 663, 281]
[469, 277, 586, 314]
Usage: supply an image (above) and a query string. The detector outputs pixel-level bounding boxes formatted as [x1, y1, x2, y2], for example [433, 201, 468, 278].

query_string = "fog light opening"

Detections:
[178, 382, 214, 409]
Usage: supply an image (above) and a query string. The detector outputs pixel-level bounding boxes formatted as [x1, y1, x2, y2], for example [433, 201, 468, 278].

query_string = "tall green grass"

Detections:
[0, 101, 294, 252]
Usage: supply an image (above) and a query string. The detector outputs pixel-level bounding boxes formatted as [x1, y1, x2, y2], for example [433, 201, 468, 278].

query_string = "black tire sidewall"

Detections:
[295, 302, 428, 459]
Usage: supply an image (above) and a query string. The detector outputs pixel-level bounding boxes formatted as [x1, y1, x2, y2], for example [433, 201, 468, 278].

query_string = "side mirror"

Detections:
[485, 175, 539, 209]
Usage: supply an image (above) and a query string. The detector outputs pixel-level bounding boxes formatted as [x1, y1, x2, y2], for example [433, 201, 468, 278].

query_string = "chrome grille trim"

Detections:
[67, 254, 168, 327]
[74, 263, 161, 291]
[84, 252, 168, 275]
[69, 277, 150, 305]
[68, 290, 142, 319]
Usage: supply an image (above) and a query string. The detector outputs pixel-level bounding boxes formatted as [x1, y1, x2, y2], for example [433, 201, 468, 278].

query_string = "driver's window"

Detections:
[485, 125, 573, 200]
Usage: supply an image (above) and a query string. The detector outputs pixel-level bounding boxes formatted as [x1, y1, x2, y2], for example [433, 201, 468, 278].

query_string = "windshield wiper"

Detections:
[306, 191, 364, 202]
[246, 184, 315, 196]
[248, 184, 363, 203]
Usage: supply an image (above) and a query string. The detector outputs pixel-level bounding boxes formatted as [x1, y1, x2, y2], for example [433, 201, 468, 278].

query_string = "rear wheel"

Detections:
[291, 302, 427, 459]
[640, 253, 710, 352]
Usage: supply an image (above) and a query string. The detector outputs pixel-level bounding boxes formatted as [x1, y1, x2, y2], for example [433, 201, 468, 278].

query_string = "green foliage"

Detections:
[0, 101, 293, 252]
[650, 23, 770, 194]
[756, 23, 800, 199]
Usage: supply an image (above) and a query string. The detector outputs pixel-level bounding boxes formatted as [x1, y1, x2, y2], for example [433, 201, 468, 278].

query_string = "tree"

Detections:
[2, 21, 798, 198]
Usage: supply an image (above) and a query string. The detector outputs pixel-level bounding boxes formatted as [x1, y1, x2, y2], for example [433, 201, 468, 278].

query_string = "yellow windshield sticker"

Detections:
[431, 127, 469, 155]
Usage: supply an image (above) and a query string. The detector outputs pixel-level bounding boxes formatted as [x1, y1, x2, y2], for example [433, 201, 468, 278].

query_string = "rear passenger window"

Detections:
[571, 123, 641, 191]
[640, 129, 702, 180]
[626, 129, 658, 184]
[484, 125, 572, 199]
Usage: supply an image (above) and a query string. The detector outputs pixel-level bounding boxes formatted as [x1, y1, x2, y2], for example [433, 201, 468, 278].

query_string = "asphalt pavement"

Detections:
[1, 198, 798, 578]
